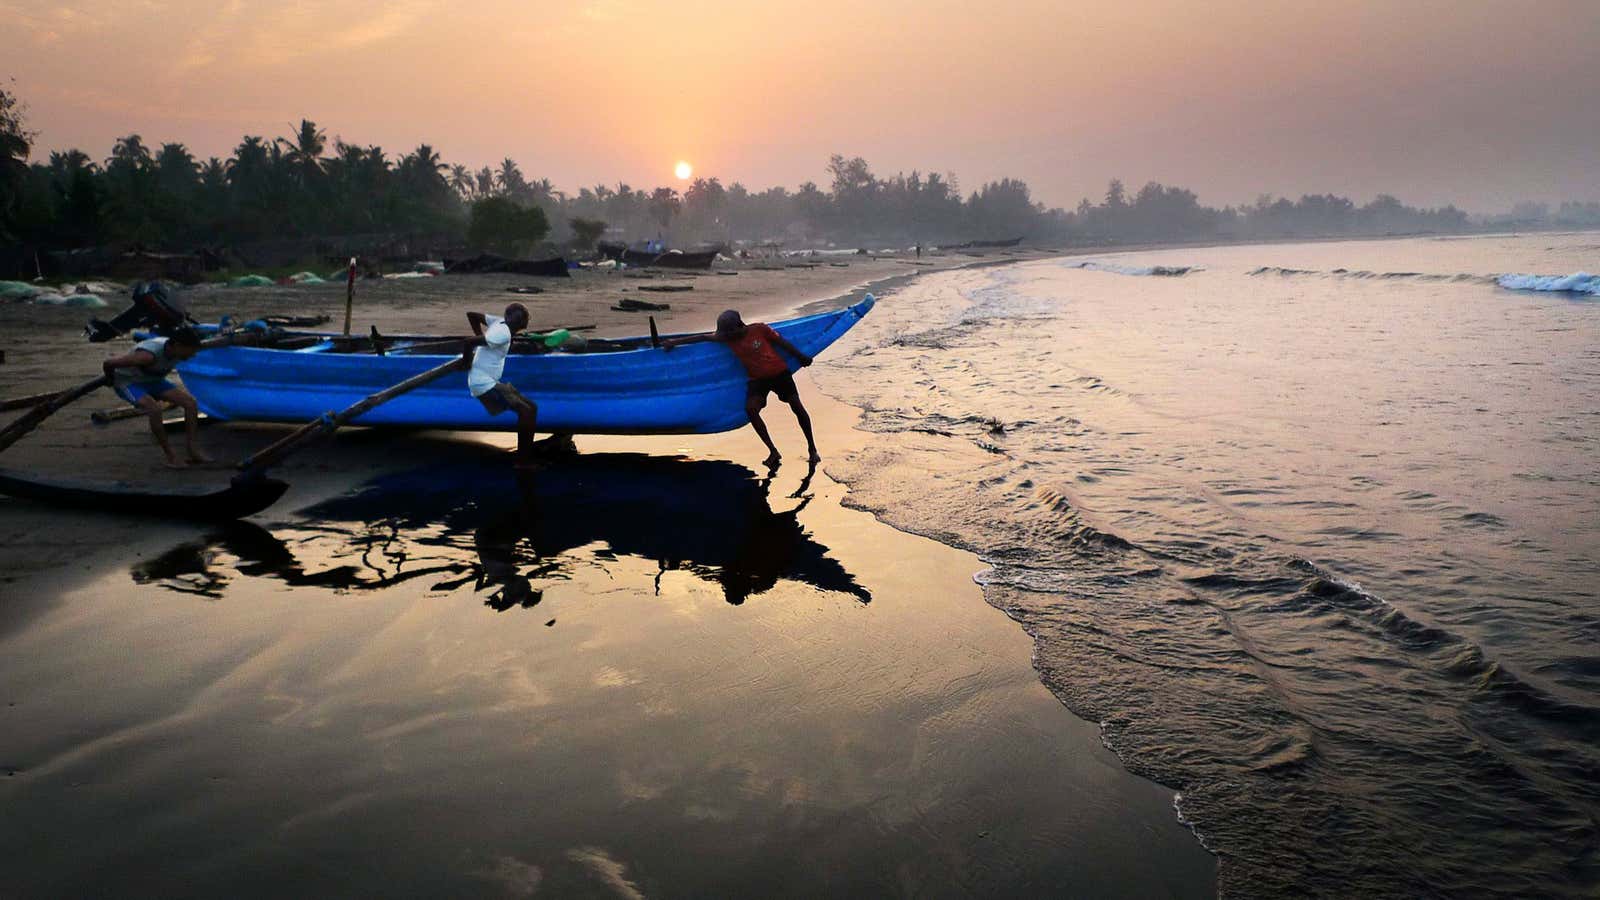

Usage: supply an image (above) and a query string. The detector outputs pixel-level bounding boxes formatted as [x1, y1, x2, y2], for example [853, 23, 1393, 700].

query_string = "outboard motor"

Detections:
[86, 280, 192, 342]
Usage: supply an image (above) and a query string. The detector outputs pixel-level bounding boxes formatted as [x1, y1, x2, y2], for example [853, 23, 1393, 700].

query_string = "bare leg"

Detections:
[512, 395, 540, 469]
[139, 396, 182, 467]
[747, 397, 781, 467]
[787, 395, 820, 462]
[162, 387, 210, 463]
[534, 431, 578, 456]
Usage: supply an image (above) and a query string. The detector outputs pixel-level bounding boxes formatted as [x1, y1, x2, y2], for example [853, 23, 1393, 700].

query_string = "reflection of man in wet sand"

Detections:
[661, 309, 820, 466]
[474, 470, 552, 612]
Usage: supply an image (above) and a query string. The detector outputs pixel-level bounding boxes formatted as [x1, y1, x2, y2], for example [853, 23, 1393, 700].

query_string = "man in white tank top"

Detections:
[100, 326, 210, 468]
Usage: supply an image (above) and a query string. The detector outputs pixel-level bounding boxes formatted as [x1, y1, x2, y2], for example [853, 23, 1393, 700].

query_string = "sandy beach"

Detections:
[0, 252, 1216, 896]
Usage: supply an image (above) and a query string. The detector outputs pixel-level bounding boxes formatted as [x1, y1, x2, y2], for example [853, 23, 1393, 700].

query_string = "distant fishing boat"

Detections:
[443, 254, 570, 277]
[952, 236, 1024, 249]
[650, 249, 720, 269]
[177, 296, 875, 435]
[597, 242, 720, 270]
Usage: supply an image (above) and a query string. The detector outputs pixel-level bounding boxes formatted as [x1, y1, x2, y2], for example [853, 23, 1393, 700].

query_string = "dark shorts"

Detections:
[115, 380, 178, 405]
[747, 372, 798, 404]
[476, 382, 533, 416]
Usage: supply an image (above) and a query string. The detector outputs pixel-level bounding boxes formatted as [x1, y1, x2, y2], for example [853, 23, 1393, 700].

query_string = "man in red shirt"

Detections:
[662, 309, 820, 466]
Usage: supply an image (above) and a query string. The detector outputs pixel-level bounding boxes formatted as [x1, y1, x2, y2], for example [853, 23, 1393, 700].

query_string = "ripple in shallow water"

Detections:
[816, 234, 1600, 897]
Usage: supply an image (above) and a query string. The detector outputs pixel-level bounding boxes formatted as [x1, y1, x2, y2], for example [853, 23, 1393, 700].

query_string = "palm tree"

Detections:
[449, 163, 474, 200]
[276, 118, 326, 186]
[199, 157, 227, 189]
[106, 134, 152, 173]
[475, 166, 494, 198]
[0, 85, 31, 226]
[47, 149, 101, 243]
[155, 143, 200, 193]
[401, 144, 447, 193]
[226, 136, 270, 187]
[407, 143, 446, 175]
[648, 186, 680, 233]
[197, 157, 228, 230]
[496, 158, 527, 199]
[48, 149, 94, 181]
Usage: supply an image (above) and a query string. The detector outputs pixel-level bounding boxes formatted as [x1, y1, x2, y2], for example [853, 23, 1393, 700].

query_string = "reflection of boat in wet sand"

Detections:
[134, 453, 871, 607]
[177, 296, 874, 434]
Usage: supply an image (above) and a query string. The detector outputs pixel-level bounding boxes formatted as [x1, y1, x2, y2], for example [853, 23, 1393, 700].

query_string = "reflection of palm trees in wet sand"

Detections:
[133, 453, 870, 611]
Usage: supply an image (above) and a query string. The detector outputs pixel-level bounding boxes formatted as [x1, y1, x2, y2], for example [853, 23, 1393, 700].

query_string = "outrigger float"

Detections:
[0, 295, 875, 519]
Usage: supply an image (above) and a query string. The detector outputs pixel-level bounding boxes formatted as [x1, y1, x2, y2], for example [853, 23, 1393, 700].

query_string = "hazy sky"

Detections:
[6, 0, 1598, 211]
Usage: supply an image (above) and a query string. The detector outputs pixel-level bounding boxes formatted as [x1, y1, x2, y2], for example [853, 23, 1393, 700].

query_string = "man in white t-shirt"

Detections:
[464, 302, 539, 467]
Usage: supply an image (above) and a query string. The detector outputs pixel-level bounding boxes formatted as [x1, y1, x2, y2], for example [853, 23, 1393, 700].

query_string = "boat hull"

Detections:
[178, 296, 874, 435]
[0, 468, 288, 519]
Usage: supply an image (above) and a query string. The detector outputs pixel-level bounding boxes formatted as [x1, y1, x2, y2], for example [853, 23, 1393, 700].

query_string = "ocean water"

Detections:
[814, 232, 1600, 897]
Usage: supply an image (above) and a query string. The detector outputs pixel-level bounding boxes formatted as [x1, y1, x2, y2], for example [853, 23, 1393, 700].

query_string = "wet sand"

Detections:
[0, 254, 1216, 896]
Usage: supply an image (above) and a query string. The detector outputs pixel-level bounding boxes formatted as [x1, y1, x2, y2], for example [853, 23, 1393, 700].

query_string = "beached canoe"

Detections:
[177, 295, 875, 434]
[651, 249, 719, 270]
[951, 236, 1024, 249]
[0, 468, 288, 519]
[444, 254, 570, 277]
[597, 242, 720, 270]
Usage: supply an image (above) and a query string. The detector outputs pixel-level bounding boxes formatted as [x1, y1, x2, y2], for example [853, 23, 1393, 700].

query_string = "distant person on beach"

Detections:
[101, 325, 210, 468]
[465, 302, 540, 468]
[661, 310, 820, 466]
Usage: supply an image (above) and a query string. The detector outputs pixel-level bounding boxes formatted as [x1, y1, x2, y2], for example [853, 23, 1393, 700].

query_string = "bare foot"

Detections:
[534, 433, 578, 457]
[187, 451, 213, 464]
[762, 451, 781, 467]
[164, 457, 187, 469]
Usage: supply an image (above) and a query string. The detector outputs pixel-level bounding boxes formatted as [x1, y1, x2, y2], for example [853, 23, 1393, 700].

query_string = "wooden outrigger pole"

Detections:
[342, 256, 357, 336]
[0, 375, 112, 455]
[0, 390, 64, 412]
[236, 356, 467, 480]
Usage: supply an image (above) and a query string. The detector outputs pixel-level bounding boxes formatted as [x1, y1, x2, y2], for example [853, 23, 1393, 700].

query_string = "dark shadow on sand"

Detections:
[133, 452, 871, 608]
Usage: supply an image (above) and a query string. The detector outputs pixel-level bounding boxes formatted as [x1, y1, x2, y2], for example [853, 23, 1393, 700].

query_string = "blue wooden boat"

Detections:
[178, 295, 874, 434]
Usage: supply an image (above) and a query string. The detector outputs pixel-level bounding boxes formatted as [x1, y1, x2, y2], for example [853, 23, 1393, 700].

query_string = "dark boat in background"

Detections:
[651, 249, 719, 269]
[444, 253, 570, 277]
[951, 236, 1024, 249]
[597, 242, 720, 270]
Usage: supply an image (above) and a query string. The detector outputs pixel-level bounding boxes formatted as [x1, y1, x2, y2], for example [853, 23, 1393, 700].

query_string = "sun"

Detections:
[674, 160, 693, 180]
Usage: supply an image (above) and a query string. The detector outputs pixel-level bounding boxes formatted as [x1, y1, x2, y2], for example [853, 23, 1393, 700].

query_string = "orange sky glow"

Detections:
[5, 0, 1598, 210]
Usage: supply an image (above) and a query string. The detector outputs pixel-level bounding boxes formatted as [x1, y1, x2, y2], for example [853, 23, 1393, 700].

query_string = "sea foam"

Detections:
[1064, 260, 1201, 277]
[1495, 272, 1600, 296]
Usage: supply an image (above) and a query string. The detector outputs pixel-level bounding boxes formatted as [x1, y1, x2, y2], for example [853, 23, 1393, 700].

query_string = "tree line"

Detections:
[0, 89, 1513, 260]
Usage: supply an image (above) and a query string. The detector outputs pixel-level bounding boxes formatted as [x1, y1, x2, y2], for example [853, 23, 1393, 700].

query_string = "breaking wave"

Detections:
[1247, 266, 1494, 284]
[1064, 260, 1202, 277]
[1496, 272, 1600, 296]
[1248, 266, 1600, 297]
